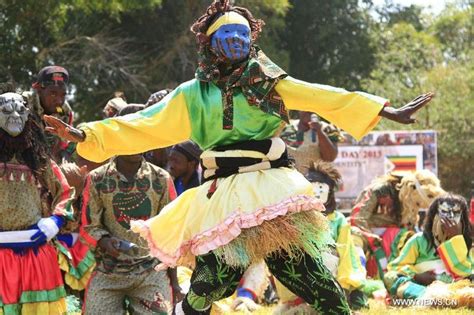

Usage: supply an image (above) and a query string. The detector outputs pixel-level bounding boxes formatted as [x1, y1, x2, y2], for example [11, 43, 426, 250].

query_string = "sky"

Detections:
[371, 0, 452, 15]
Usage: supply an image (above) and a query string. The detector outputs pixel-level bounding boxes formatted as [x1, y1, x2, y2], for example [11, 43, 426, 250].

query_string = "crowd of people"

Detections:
[1, 1, 472, 314]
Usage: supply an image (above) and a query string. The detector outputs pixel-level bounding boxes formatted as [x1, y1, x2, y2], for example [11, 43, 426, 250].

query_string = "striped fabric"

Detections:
[437, 235, 472, 278]
[0, 229, 38, 248]
[200, 137, 291, 181]
[387, 233, 472, 279]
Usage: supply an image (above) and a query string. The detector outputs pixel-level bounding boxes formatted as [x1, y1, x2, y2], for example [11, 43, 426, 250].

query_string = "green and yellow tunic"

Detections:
[76, 75, 386, 268]
[384, 232, 473, 299]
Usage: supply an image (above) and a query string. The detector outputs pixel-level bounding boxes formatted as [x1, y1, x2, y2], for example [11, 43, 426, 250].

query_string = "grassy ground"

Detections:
[228, 299, 473, 314]
[360, 299, 472, 315]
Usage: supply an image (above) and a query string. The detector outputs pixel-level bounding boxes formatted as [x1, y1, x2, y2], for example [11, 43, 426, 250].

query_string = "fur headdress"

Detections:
[397, 170, 445, 227]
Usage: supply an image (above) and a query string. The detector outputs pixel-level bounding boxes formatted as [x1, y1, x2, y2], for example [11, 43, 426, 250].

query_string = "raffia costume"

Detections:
[77, 60, 386, 263]
[230, 123, 342, 311]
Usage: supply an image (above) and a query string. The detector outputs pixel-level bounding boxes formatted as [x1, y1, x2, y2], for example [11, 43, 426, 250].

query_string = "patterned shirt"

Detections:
[280, 119, 340, 174]
[81, 157, 176, 274]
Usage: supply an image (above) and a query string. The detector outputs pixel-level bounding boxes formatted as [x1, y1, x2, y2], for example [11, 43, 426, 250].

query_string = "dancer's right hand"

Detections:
[98, 236, 121, 257]
[43, 115, 86, 142]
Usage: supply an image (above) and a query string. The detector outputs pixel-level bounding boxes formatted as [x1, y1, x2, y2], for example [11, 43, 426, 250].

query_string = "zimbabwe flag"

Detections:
[385, 155, 417, 172]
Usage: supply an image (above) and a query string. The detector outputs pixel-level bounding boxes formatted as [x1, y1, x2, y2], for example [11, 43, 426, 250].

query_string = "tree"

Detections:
[376, 2, 425, 31]
[362, 22, 442, 110]
[0, 0, 163, 120]
[430, 3, 473, 61]
[0, 0, 290, 121]
[362, 3, 473, 197]
[285, 0, 375, 90]
[423, 59, 474, 196]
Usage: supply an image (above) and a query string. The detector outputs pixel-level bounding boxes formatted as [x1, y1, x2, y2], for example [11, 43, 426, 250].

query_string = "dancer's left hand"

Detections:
[380, 92, 434, 124]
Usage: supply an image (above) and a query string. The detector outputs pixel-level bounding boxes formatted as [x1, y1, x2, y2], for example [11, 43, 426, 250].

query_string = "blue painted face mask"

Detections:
[211, 24, 251, 62]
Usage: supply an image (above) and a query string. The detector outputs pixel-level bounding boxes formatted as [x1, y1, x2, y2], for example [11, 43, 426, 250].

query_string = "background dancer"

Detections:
[384, 194, 473, 307]
[0, 84, 74, 314]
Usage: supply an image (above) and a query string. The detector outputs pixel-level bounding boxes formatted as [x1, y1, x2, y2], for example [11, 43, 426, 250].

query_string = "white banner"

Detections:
[334, 145, 423, 198]
[334, 130, 437, 209]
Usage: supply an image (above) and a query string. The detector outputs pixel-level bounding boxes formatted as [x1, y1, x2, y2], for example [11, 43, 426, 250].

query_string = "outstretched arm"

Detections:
[45, 88, 192, 163]
[276, 77, 433, 140]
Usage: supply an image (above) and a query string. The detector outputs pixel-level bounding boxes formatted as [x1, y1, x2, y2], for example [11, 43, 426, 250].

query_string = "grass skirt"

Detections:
[131, 167, 330, 269]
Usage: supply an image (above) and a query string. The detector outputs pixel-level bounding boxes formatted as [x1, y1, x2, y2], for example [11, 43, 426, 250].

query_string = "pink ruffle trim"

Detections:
[131, 194, 324, 269]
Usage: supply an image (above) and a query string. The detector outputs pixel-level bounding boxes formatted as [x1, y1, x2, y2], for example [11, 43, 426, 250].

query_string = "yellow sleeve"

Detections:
[77, 90, 191, 162]
[438, 235, 472, 278]
[275, 76, 387, 140]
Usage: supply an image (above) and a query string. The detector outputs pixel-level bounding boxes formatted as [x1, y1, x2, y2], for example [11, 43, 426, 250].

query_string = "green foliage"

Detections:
[0, 1, 67, 83]
[236, 0, 291, 69]
[362, 22, 442, 106]
[362, 3, 473, 196]
[430, 3, 473, 60]
[237, 0, 290, 16]
[376, 3, 425, 31]
[285, 0, 375, 89]
[66, 0, 162, 17]
[422, 58, 474, 196]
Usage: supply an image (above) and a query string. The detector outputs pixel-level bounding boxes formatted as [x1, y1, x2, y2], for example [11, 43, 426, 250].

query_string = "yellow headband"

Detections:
[206, 12, 250, 36]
